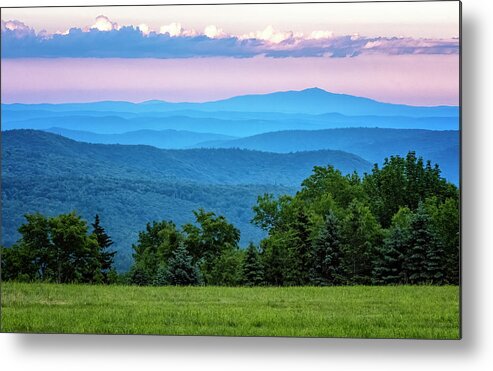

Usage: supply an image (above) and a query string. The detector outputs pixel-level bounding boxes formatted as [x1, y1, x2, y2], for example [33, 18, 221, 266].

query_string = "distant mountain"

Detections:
[1, 130, 372, 270]
[2, 87, 459, 117]
[45, 127, 237, 149]
[2, 114, 323, 136]
[4, 130, 371, 185]
[2, 110, 458, 137]
[187, 88, 459, 117]
[197, 128, 459, 184]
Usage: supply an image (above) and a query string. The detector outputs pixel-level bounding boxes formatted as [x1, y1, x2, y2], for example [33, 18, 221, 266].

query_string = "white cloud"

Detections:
[138, 23, 150, 36]
[1, 19, 34, 38]
[159, 22, 184, 37]
[204, 25, 227, 39]
[181, 28, 198, 37]
[308, 30, 334, 40]
[91, 15, 118, 32]
[242, 26, 298, 44]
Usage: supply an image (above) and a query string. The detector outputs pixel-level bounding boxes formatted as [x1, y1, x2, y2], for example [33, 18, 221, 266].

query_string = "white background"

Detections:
[0, 0, 491, 370]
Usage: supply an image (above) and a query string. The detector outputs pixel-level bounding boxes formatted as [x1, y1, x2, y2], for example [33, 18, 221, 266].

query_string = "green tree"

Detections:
[425, 197, 460, 284]
[310, 211, 344, 286]
[341, 200, 383, 284]
[131, 220, 182, 283]
[165, 244, 201, 286]
[299, 165, 366, 209]
[241, 243, 264, 286]
[16, 213, 54, 281]
[129, 264, 151, 286]
[404, 203, 445, 284]
[285, 208, 312, 286]
[91, 214, 116, 283]
[373, 227, 409, 284]
[363, 152, 457, 228]
[183, 209, 240, 284]
[251, 193, 294, 233]
[49, 212, 102, 283]
[1, 244, 36, 282]
[260, 232, 291, 286]
[153, 264, 169, 286]
[2, 212, 113, 284]
[207, 248, 243, 286]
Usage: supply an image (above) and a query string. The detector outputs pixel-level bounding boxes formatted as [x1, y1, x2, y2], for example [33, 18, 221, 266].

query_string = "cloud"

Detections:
[1, 17, 459, 59]
[159, 22, 183, 37]
[203, 25, 226, 39]
[242, 25, 298, 44]
[309, 30, 334, 40]
[1, 19, 35, 38]
[138, 24, 150, 36]
[91, 15, 118, 32]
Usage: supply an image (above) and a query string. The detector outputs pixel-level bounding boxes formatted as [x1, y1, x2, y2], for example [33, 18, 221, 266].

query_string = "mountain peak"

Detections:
[293, 87, 332, 96]
[300, 87, 326, 93]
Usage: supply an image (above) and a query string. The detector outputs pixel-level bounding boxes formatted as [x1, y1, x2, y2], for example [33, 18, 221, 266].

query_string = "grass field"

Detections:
[0, 283, 460, 339]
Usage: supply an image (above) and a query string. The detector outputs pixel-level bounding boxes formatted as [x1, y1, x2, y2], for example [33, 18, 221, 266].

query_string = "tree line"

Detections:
[1, 152, 459, 286]
[1, 214, 117, 284]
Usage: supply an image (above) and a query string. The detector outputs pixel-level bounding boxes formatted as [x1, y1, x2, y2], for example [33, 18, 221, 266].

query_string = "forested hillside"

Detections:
[2, 152, 459, 286]
[199, 128, 460, 184]
[1, 130, 371, 270]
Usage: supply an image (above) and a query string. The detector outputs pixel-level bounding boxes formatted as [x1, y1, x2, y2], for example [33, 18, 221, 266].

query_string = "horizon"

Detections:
[0, 87, 460, 108]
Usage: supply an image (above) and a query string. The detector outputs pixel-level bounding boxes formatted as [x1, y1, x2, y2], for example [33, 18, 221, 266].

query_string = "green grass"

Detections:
[0, 283, 460, 339]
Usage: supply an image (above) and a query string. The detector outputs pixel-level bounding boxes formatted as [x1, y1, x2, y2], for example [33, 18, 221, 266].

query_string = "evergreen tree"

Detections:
[165, 244, 201, 286]
[129, 264, 151, 286]
[373, 227, 409, 284]
[261, 233, 290, 286]
[404, 203, 444, 284]
[153, 264, 169, 286]
[91, 214, 116, 283]
[106, 268, 119, 285]
[341, 200, 383, 284]
[241, 243, 264, 286]
[425, 196, 460, 284]
[310, 211, 344, 286]
[285, 208, 312, 286]
[425, 239, 446, 285]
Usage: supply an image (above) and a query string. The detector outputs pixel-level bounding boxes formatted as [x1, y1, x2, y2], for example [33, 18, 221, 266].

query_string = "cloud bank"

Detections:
[1, 17, 459, 59]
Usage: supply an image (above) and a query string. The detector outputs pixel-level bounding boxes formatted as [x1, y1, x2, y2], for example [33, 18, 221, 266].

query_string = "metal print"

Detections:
[0, 1, 460, 339]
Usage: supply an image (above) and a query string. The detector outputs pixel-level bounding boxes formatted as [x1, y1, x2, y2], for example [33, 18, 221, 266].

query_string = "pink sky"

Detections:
[1, 55, 459, 106]
[2, 2, 459, 39]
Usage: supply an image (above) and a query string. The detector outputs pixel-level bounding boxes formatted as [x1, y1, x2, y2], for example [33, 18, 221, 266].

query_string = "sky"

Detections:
[1, 2, 460, 105]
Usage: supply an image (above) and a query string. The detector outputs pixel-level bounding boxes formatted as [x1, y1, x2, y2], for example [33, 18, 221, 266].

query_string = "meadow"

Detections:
[1, 283, 460, 339]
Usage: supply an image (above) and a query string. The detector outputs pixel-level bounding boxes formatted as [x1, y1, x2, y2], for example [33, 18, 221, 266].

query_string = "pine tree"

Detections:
[425, 240, 446, 285]
[404, 203, 438, 284]
[341, 200, 382, 284]
[373, 226, 409, 284]
[91, 214, 116, 282]
[241, 243, 264, 286]
[310, 211, 344, 286]
[286, 209, 312, 285]
[106, 268, 119, 284]
[261, 235, 289, 286]
[153, 264, 169, 286]
[165, 244, 201, 286]
[130, 265, 150, 286]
